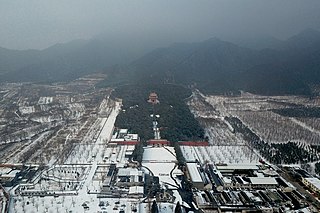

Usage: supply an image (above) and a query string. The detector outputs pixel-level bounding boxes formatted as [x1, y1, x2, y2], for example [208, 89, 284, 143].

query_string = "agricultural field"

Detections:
[188, 90, 320, 168]
[234, 110, 320, 145]
[181, 145, 260, 164]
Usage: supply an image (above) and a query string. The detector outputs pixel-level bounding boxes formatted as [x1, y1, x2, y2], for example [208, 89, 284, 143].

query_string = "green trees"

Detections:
[131, 142, 144, 164]
[315, 162, 320, 175]
[112, 84, 204, 142]
[151, 200, 159, 213]
[272, 107, 320, 118]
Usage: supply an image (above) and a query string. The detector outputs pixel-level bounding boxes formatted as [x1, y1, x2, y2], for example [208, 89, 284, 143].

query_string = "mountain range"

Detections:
[1, 28, 320, 95]
[119, 28, 320, 95]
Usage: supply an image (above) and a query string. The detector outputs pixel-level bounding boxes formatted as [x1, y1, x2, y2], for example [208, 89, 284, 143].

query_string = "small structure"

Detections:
[186, 163, 204, 189]
[0, 168, 21, 187]
[110, 129, 139, 145]
[148, 92, 159, 104]
[128, 186, 144, 198]
[119, 129, 128, 138]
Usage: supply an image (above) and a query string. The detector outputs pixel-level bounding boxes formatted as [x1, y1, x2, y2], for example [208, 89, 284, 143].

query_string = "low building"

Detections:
[116, 168, 144, 187]
[186, 163, 204, 189]
[128, 186, 144, 198]
[216, 164, 260, 173]
[302, 177, 320, 194]
[119, 129, 128, 138]
[110, 129, 139, 145]
[0, 168, 21, 187]
[249, 177, 278, 189]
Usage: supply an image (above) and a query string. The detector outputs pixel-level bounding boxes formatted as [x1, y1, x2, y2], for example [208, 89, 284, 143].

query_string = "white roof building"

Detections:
[303, 177, 320, 193]
[216, 164, 259, 172]
[249, 177, 278, 185]
[186, 163, 203, 189]
[129, 186, 144, 195]
[119, 129, 128, 134]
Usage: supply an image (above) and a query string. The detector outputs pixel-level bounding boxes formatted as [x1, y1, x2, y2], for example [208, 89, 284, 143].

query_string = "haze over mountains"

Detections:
[1, 28, 320, 96]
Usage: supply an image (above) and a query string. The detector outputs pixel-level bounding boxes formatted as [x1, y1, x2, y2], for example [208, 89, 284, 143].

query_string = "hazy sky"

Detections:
[1, 0, 320, 50]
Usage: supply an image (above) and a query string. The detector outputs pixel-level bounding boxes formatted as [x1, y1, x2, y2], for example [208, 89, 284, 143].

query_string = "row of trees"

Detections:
[272, 107, 320, 118]
[315, 162, 320, 175]
[225, 116, 320, 164]
[234, 110, 320, 144]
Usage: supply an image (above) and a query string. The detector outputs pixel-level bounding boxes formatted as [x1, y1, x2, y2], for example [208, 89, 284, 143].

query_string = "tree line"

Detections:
[225, 116, 319, 164]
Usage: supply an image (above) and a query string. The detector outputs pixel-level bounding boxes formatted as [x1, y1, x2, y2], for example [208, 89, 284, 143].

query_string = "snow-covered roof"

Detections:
[261, 169, 278, 176]
[0, 169, 20, 178]
[305, 178, 320, 190]
[223, 177, 232, 184]
[249, 177, 278, 185]
[119, 129, 128, 134]
[124, 134, 138, 140]
[117, 168, 142, 177]
[0, 167, 11, 175]
[216, 164, 259, 171]
[110, 138, 125, 142]
[186, 163, 203, 183]
[129, 186, 144, 194]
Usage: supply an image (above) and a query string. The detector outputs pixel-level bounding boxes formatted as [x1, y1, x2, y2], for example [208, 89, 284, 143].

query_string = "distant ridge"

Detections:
[1, 29, 320, 96]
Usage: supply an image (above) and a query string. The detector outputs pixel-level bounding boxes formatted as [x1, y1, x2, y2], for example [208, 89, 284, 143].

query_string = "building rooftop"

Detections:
[119, 129, 128, 134]
[186, 163, 203, 183]
[305, 177, 320, 190]
[249, 177, 278, 185]
[118, 168, 142, 177]
[216, 164, 259, 171]
[129, 186, 144, 195]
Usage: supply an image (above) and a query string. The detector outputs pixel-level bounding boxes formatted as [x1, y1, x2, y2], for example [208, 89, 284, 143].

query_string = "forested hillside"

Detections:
[107, 29, 320, 96]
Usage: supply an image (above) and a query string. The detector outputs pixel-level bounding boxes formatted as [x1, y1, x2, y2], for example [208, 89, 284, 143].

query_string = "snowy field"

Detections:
[181, 145, 260, 164]
[142, 146, 182, 189]
[189, 91, 320, 147]
[199, 118, 245, 145]
[142, 147, 176, 162]
[234, 110, 320, 145]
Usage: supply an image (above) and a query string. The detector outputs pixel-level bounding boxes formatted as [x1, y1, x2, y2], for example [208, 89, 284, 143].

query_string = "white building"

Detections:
[302, 177, 320, 194]
[186, 163, 204, 189]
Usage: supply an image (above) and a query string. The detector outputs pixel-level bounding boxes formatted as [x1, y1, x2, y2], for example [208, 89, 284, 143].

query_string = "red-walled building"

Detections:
[147, 139, 170, 146]
[179, 141, 209, 146]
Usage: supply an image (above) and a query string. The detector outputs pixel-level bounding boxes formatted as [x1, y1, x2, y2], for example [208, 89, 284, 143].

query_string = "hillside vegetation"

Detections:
[112, 84, 205, 142]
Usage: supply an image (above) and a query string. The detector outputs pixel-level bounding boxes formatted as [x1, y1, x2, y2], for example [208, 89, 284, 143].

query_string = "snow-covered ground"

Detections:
[7, 99, 140, 213]
[142, 147, 176, 162]
[139, 202, 176, 213]
[142, 146, 182, 189]
[181, 145, 260, 164]
[11, 195, 138, 213]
